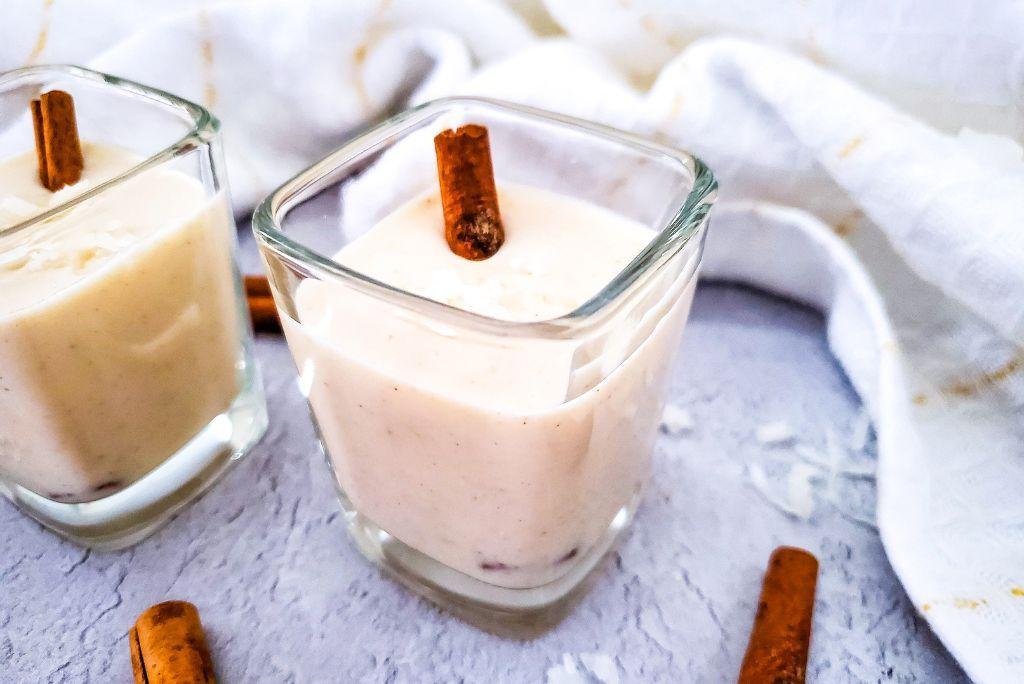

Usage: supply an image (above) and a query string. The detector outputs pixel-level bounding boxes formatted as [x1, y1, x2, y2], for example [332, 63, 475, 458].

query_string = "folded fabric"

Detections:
[3, 1, 1023, 680]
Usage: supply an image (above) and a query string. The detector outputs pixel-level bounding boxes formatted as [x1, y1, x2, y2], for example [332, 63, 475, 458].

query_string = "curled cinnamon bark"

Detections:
[30, 90, 84, 191]
[433, 124, 505, 260]
[130, 601, 216, 683]
[738, 546, 819, 684]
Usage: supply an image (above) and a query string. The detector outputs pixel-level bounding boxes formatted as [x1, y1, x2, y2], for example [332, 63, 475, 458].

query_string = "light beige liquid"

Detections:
[284, 184, 694, 587]
[0, 145, 241, 502]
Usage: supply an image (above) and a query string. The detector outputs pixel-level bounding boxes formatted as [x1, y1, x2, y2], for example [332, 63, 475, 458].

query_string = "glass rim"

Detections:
[0, 64, 219, 240]
[253, 96, 718, 339]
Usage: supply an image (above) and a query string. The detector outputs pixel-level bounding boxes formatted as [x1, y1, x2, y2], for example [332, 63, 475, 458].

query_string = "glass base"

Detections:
[0, 383, 267, 550]
[339, 487, 641, 637]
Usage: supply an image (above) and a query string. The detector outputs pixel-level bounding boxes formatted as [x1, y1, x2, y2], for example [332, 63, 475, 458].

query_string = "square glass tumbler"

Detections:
[0, 65, 267, 549]
[253, 98, 715, 625]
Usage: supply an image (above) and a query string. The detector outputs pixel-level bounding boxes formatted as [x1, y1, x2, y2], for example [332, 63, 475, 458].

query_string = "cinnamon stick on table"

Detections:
[433, 124, 505, 260]
[30, 90, 84, 191]
[738, 546, 819, 684]
[130, 601, 216, 683]
[245, 275, 281, 334]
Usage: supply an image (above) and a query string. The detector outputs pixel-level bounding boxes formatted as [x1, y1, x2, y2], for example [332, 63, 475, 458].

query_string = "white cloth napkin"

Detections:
[4, 1, 1024, 680]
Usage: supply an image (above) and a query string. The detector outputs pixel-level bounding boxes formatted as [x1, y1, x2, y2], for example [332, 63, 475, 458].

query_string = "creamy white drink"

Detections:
[284, 184, 695, 588]
[0, 144, 241, 502]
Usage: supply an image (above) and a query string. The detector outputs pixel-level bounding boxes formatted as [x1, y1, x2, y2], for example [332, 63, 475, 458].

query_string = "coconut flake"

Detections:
[848, 408, 871, 452]
[796, 441, 875, 480]
[756, 420, 795, 446]
[749, 462, 818, 520]
[786, 463, 819, 519]
[579, 653, 620, 684]
[546, 654, 586, 684]
[660, 403, 693, 435]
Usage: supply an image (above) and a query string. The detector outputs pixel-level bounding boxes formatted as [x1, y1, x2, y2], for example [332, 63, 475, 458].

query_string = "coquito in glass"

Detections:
[255, 98, 715, 621]
[0, 66, 266, 548]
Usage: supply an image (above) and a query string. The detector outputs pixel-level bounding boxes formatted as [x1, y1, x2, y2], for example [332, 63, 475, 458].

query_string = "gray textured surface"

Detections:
[1, 283, 968, 683]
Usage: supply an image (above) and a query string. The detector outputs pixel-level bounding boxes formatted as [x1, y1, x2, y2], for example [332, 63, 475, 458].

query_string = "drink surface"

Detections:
[334, 184, 656, 323]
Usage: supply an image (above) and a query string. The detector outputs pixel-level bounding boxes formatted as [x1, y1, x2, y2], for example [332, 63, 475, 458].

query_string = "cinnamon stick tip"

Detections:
[769, 545, 818, 565]
[433, 123, 505, 260]
[435, 123, 487, 140]
[137, 599, 195, 625]
[768, 546, 820, 580]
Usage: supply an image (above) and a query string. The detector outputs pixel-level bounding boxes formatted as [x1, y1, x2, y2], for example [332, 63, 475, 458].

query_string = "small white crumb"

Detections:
[546, 654, 586, 684]
[756, 421, 795, 446]
[0, 195, 40, 218]
[660, 403, 693, 435]
[848, 408, 871, 452]
[579, 653, 620, 684]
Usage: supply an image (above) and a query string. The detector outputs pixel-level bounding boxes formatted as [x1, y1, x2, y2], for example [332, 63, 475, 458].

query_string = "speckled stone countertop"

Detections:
[2, 282, 968, 683]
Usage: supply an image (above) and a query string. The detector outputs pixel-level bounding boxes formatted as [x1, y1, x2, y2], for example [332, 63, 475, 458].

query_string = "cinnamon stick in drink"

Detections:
[738, 546, 818, 683]
[130, 601, 216, 683]
[433, 124, 505, 260]
[30, 90, 84, 191]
